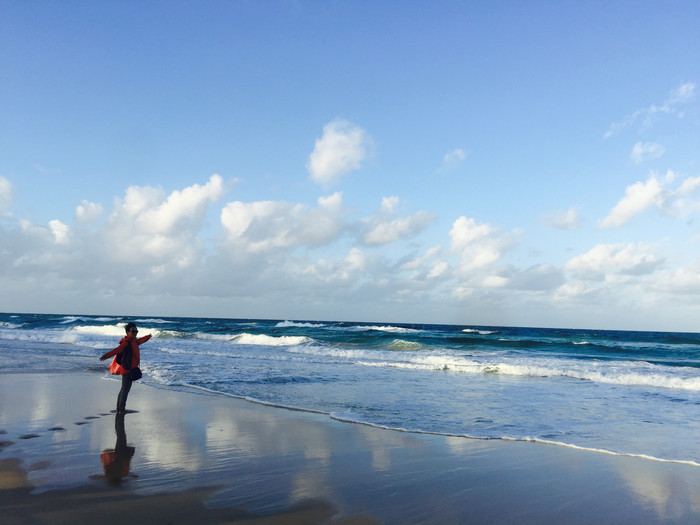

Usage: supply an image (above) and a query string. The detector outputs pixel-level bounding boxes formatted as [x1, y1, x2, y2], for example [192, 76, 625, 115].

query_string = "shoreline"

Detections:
[1, 371, 699, 523]
[174, 381, 700, 468]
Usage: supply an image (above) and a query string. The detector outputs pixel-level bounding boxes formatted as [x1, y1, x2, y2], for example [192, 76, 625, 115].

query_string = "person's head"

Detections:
[124, 322, 138, 336]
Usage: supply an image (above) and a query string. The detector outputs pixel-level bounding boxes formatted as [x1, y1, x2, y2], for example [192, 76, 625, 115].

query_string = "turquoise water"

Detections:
[1, 312, 698, 464]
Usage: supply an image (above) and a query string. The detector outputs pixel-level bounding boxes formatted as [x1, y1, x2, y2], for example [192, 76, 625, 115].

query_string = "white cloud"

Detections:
[662, 82, 695, 109]
[6, 163, 700, 330]
[631, 142, 665, 164]
[482, 274, 509, 288]
[221, 192, 346, 252]
[399, 245, 448, 281]
[49, 220, 70, 244]
[427, 261, 449, 279]
[75, 200, 103, 224]
[0, 176, 13, 209]
[599, 176, 665, 228]
[600, 171, 700, 228]
[104, 174, 226, 262]
[307, 120, 371, 186]
[141, 174, 224, 234]
[362, 196, 435, 245]
[565, 242, 663, 279]
[509, 264, 565, 291]
[400, 245, 442, 271]
[653, 264, 700, 295]
[301, 247, 369, 283]
[604, 82, 696, 138]
[542, 207, 581, 230]
[449, 216, 512, 272]
[438, 148, 467, 173]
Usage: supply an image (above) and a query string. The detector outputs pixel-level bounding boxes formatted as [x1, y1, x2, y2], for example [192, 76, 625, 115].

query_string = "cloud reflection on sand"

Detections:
[2, 373, 699, 523]
[616, 461, 700, 521]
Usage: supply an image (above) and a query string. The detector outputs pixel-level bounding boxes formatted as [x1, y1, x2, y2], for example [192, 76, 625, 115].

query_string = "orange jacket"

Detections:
[103, 335, 151, 375]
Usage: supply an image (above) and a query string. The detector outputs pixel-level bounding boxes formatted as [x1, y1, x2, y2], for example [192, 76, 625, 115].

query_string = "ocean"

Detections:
[1, 312, 698, 466]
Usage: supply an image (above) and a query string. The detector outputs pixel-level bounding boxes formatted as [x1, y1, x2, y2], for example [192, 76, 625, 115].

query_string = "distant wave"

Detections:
[71, 325, 169, 339]
[275, 320, 327, 328]
[60, 315, 87, 324]
[0, 329, 80, 345]
[231, 333, 311, 346]
[362, 325, 421, 334]
[59, 314, 117, 324]
[357, 356, 700, 391]
[72, 324, 129, 337]
[388, 339, 423, 351]
[462, 329, 497, 335]
[189, 332, 313, 346]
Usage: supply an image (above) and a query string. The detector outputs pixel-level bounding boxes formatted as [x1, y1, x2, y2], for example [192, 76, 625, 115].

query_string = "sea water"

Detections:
[1, 313, 698, 465]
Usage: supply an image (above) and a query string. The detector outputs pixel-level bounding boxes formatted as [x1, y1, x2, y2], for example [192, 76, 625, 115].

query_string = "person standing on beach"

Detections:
[100, 322, 151, 414]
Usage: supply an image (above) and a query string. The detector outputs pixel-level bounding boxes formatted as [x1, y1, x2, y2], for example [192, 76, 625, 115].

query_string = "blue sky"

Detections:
[1, 1, 699, 331]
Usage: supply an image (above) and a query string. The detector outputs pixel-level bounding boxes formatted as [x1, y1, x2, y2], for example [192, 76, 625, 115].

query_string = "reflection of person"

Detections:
[91, 414, 137, 485]
[100, 322, 151, 414]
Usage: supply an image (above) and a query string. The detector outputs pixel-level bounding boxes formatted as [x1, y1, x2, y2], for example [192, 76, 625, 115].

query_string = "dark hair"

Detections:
[124, 322, 137, 334]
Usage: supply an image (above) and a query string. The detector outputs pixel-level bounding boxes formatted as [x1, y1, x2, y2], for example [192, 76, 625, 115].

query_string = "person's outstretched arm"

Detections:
[99, 338, 130, 361]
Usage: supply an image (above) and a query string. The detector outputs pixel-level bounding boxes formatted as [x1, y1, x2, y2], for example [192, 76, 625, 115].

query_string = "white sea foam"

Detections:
[462, 329, 497, 335]
[158, 346, 242, 359]
[195, 332, 236, 341]
[286, 345, 376, 359]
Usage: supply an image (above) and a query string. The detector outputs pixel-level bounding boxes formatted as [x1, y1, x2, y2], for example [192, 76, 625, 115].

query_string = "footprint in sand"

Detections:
[74, 421, 90, 426]
[0, 430, 14, 447]
[48, 426, 66, 432]
[19, 433, 41, 440]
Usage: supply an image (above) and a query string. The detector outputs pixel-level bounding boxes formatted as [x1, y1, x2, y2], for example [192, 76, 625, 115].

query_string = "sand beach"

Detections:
[1, 372, 698, 524]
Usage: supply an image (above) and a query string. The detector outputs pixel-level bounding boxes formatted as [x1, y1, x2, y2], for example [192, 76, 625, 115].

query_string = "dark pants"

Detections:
[117, 374, 133, 412]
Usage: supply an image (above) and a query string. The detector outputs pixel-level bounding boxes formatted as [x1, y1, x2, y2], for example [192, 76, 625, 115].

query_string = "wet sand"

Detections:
[1, 372, 698, 523]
